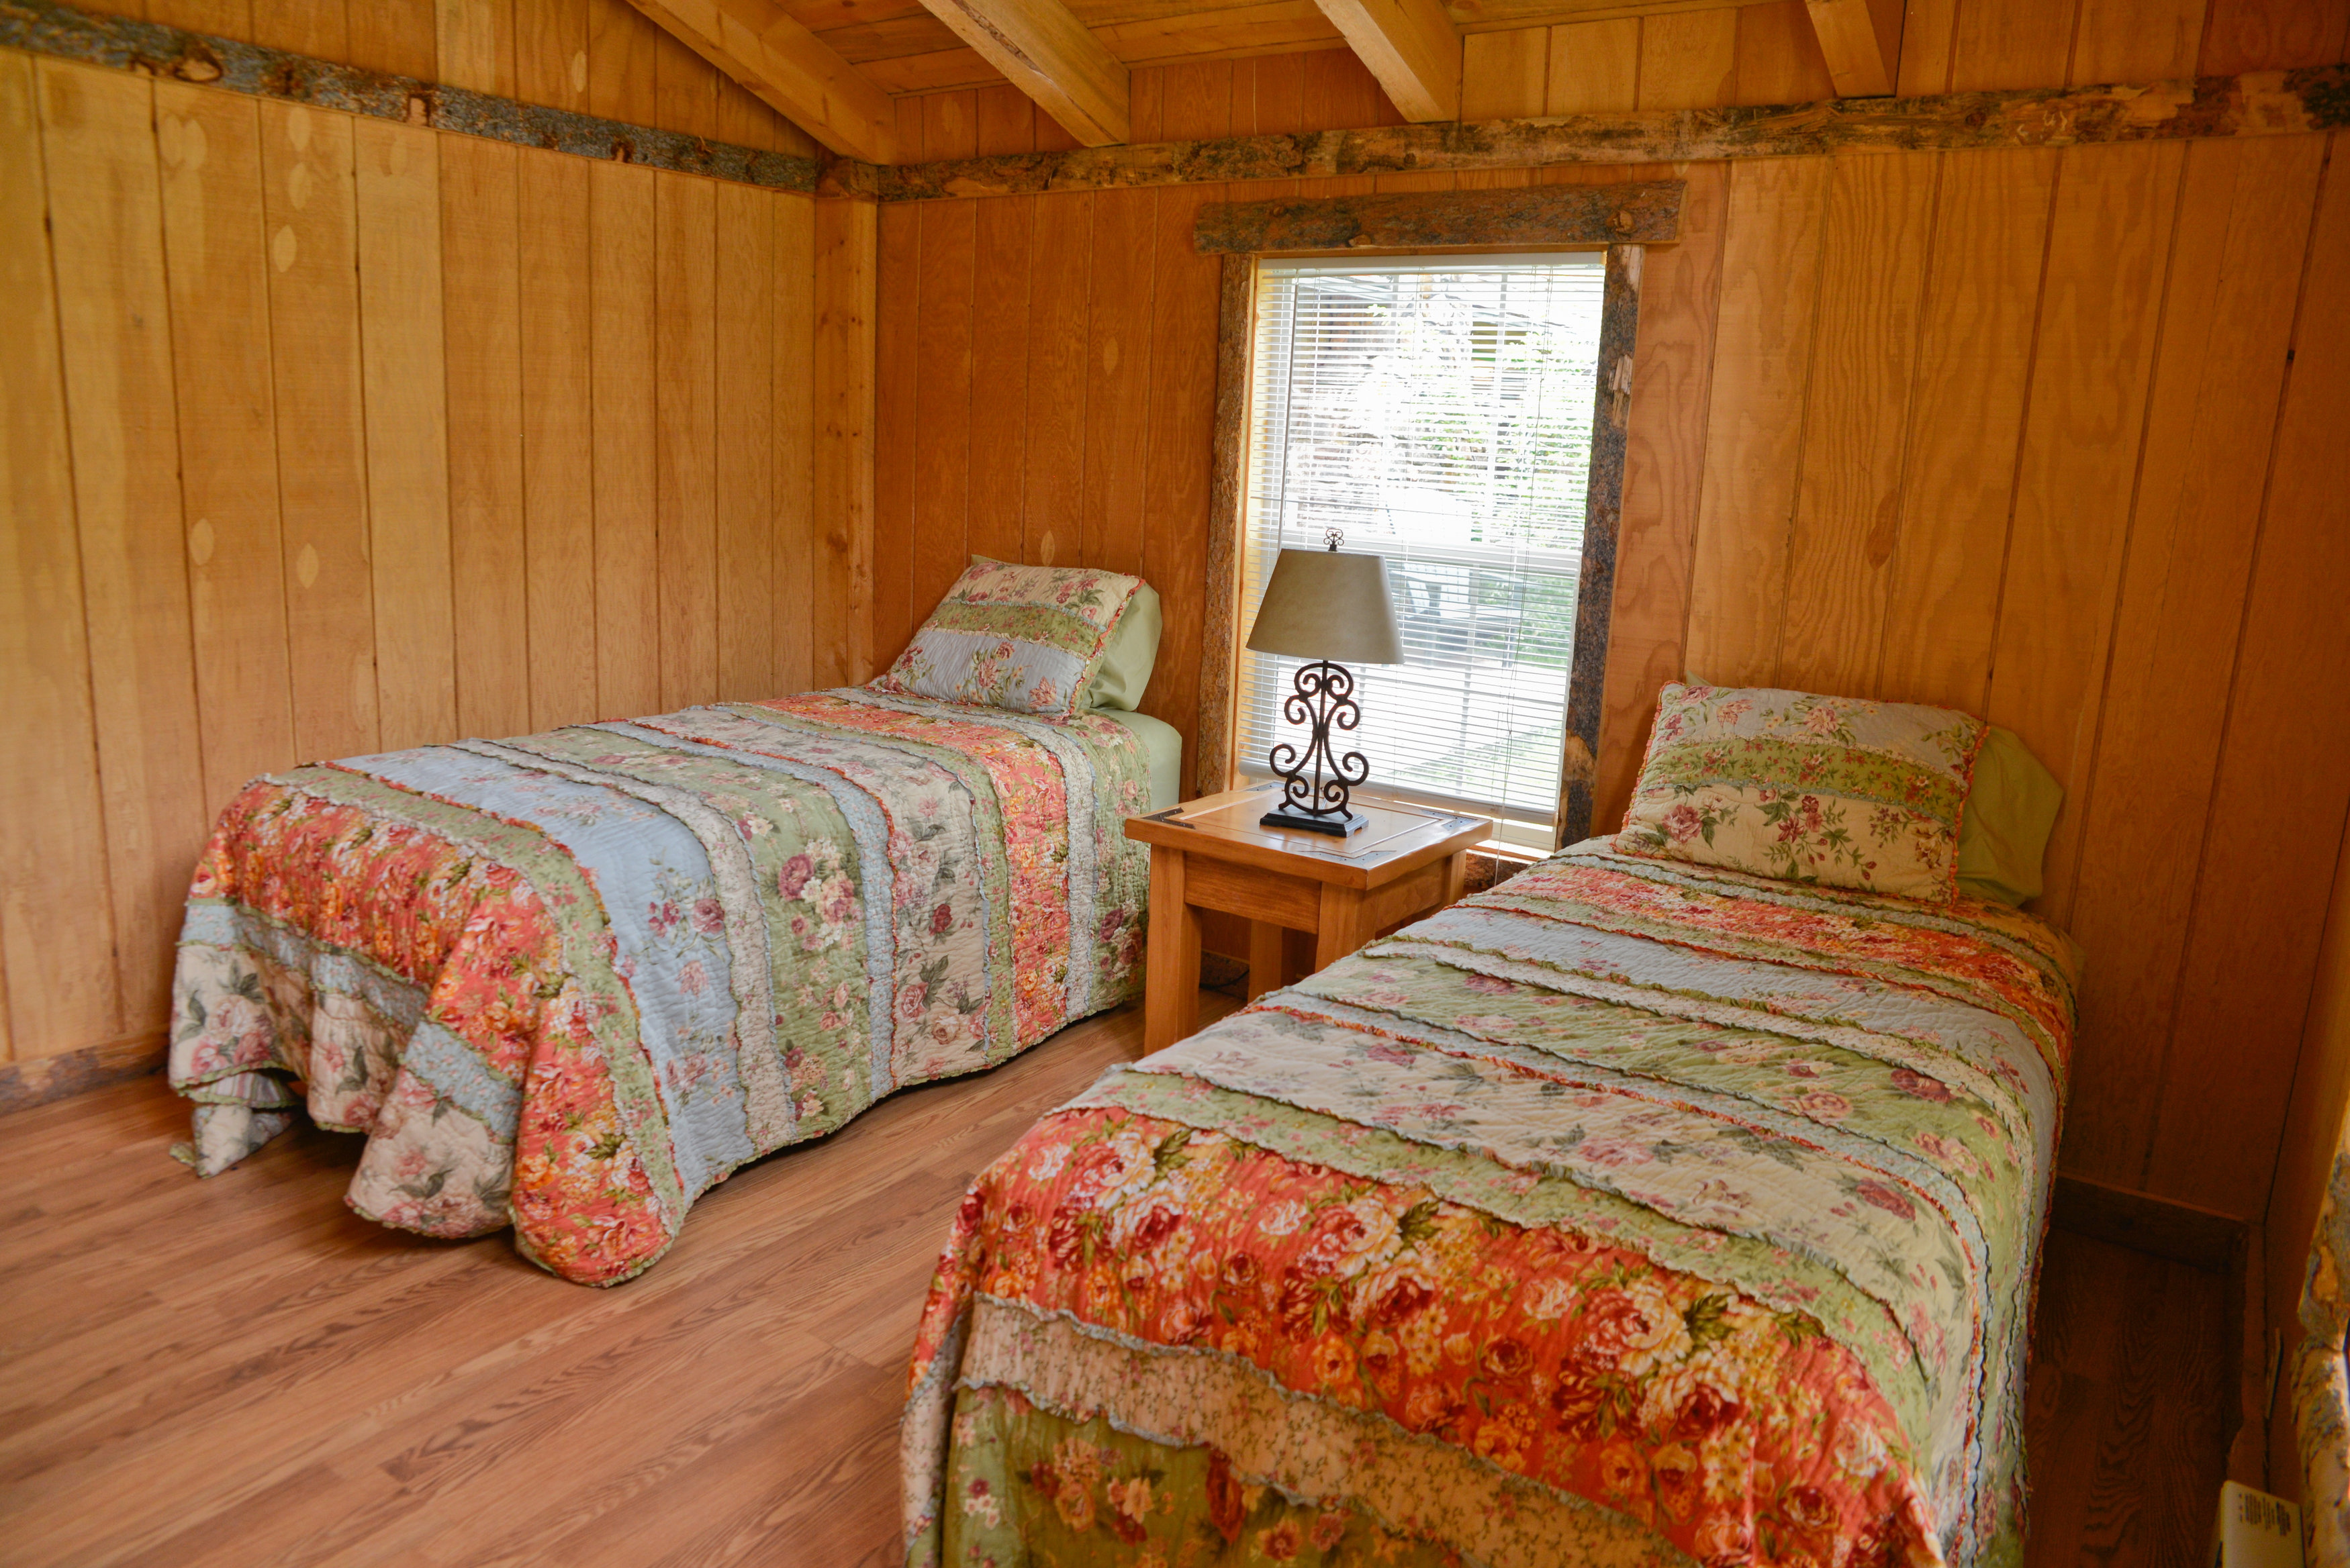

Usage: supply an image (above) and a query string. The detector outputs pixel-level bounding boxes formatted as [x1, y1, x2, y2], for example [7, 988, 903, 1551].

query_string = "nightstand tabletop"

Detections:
[1123, 783, 1489, 890]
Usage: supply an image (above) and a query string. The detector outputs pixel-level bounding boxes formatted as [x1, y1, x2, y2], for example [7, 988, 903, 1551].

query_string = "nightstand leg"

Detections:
[1442, 850, 1468, 906]
[1246, 921, 1285, 1001]
[1144, 846, 1201, 1056]
[1313, 884, 1377, 972]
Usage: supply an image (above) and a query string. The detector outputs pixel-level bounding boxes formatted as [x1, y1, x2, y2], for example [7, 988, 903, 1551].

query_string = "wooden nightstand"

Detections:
[1123, 785, 1490, 1055]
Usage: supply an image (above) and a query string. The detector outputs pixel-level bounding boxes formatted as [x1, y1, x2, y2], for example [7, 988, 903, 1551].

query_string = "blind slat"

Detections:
[1236, 259, 1607, 830]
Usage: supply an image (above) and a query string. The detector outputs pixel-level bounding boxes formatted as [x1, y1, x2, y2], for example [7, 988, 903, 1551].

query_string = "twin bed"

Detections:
[167, 563, 2076, 1564]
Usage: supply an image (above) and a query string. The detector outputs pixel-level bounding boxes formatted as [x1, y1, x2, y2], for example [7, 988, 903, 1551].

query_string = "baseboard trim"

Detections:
[2051, 1171, 2245, 1272]
[0, 1031, 167, 1116]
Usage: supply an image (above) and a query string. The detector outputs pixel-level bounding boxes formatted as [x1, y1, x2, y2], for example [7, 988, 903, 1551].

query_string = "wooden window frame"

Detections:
[1194, 185, 1670, 846]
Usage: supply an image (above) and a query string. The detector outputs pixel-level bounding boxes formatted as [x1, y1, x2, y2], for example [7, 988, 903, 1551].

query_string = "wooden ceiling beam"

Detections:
[912, 0, 1133, 144]
[1311, 0, 1462, 120]
[625, 0, 898, 162]
[1800, 0, 1900, 96]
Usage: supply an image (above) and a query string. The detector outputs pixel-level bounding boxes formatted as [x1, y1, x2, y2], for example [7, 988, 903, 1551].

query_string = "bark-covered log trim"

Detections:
[1194, 253, 1257, 800]
[1195, 181, 1683, 254]
[1, 0, 822, 191]
[835, 64, 2350, 201]
[1554, 242, 1640, 848]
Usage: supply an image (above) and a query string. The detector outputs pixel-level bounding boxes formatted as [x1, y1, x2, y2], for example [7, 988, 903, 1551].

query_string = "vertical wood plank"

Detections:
[974, 83, 1035, 155]
[921, 89, 979, 162]
[1873, 147, 2059, 714]
[968, 195, 1033, 569]
[2061, 134, 2326, 1190]
[144, 0, 256, 36]
[653, 25, 720, 141]
[354, 117, 457, 754]
[1593, 160, 1728, 832]
[2147, 139, 2350, 1215]
[40, 61, 207, 1038]
[912, 198, 976, 622]
[1023, 193, 1091, 569]
[260, 99, 379, 763]
[773, 192, 816, 694]
[2071, 0, 2206, 81]
[1682, 156, 1828, 687]
[249, 0, 346, 58]
[654, 170, 717, 709]
[2196, 0, 2350, 71]
[895, 96, 925, 164]
[436, 0, 518, 94]
[1897, 0, 1959, 91]
[1773, 152, 1938, 698]
[1545, 19, 1640, 114]
[1636, 8, 1738, 108]
[1944, 0, 2080, 89]
[585, 0, 657, 124]
[590, 158, 659, 716]
[439, 132, 530, 740]
[349, 0, 439, 81]
[1141, 181, 1225, 783]
[715, 76, 778, 154]
[1, 52, 124, 1053]
[872, 199, 919, 662]
[1732, 0, 1836, 103]
[1128, 63, 1165, 143]
[518, 144, 596, 728]
[1983, 140, 2184, 930]
[714, 179, 775, 701]
[1160, 59, 1234, 141]
[1081, 188, 1157, 578]
[516, 0, 590, 111]
[1460, 29, 1548, 120]
[1237, 51, 1305, 135]
[155, 82, 294, 812]
[812, 197, 876, 686]
[1301, 44, 1393, 128]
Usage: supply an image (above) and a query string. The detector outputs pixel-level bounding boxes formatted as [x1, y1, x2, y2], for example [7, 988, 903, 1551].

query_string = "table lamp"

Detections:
[1244, 529, 1406, 836]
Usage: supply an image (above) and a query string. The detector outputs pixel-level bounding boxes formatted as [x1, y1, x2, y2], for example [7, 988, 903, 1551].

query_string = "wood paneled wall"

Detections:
[0, 49, 858, 1093]
[872, 3, 2350, 1222]
[109, 0, 818, 154]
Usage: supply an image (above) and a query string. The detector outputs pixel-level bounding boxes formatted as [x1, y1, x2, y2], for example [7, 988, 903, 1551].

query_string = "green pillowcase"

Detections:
[1618, 683, 1986, 901]
[1080, 583, 1163, 712]
[1955, 725, 2064, 907]
[874, 557, 1141, 719]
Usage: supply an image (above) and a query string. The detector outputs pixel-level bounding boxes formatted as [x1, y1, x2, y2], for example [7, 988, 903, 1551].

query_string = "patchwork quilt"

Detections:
[167, 691, 1152, 1285]
[902, 842, 2077, 1568]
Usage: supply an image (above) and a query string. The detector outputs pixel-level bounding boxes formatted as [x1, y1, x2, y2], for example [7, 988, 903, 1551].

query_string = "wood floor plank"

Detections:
[0, 993, 2218, 1567]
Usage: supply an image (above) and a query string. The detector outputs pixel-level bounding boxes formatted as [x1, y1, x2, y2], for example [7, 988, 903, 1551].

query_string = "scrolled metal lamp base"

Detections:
[1260, 659, 1372, 836]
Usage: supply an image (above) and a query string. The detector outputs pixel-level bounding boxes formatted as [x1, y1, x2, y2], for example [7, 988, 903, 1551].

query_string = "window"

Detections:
[1235, 254, 1607, 848]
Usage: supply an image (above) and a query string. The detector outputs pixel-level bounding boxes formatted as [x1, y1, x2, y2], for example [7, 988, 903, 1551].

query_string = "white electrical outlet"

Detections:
[2214, 1481, 2303, 1568]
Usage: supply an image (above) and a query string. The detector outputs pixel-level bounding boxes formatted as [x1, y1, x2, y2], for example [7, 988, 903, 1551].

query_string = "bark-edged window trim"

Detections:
[1194, 198, 1662, 848]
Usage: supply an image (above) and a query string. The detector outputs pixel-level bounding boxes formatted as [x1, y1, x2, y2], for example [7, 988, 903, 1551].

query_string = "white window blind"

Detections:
[1235, 254, 1607, 844]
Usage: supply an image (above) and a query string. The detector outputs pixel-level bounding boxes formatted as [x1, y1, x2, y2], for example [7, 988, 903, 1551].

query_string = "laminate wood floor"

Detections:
[2, 997, 2232, 1568]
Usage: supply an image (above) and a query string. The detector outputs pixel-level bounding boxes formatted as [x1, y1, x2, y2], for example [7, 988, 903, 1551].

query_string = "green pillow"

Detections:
[1080, 583, 1162, 711]
[1956, 725, 2063, 906]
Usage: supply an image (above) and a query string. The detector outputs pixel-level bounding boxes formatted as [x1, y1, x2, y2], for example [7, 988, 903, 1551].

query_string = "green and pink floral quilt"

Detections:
[167, 691, 1150, 1285]
[903, 842, 2077, 1568]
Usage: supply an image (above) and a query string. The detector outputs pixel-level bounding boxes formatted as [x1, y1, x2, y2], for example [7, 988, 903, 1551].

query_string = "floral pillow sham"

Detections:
[874, 558, 1143, 720]
[1616, 681, 1987, 901]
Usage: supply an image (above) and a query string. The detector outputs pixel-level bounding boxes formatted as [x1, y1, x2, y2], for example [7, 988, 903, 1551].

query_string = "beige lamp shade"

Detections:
[1244, 547, 1405, 666]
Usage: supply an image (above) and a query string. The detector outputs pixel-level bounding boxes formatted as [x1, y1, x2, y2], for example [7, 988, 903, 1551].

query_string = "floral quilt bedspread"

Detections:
[168, 691, 1150, 1285]
[902, 842, 2077, 1568]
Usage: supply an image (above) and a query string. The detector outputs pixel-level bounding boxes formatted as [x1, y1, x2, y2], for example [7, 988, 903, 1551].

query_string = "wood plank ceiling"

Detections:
[632, 0, 1819, 156]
